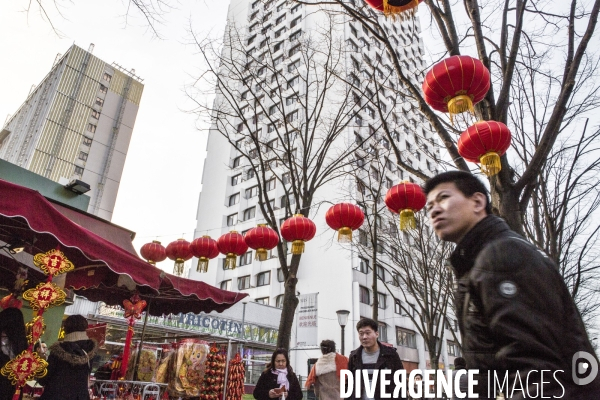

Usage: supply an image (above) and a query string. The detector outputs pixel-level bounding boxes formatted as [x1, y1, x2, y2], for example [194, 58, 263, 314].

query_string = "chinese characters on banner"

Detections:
[295, 293, 318, 346]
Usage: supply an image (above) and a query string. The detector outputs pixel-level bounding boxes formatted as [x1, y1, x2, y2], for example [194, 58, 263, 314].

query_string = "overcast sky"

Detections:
[0, 1, 232, 271]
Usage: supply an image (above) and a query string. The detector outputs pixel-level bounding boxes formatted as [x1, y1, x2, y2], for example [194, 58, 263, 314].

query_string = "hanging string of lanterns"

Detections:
[139, 240, 167, 266]
[384, 182, 426, 230]
[190, 236, 220, 273]
[244, 224, 280, 261]
[165, 239, 193, 276]
[217, 231, 249, 270]
[363, 0, 423, 18]
[280, 214, 317, 255]
[457, 120, 512, 176]
[325, 203, 365, 243]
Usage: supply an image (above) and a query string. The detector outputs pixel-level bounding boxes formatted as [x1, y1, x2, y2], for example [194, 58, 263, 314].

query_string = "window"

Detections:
[391, 273, 400, 287]
[95, 97, 104, 106]
[358, 230, 368, 246]
[255, 297, 269, 305]
[287, 59, 300, 72]
[277, 268, 285, 282]
[370, 166, 379, 181]
[291, 4, 301, 13]
[289, 30, 302, 42]
[231, 174, 242, 186]
[286, 110, 298, 122]
[276, 14, 286, 24]
[91, 110, 100, 119]
[229, 193, 240, 206]
[239, 251, 253, 266]
[274, 56, 283, 66]
[366, 107, 374, 118]
[87, 123, 97, 133]
[290, 16, 301, 28]
[349, 24, 357, 37]
[396, 327, 417, 348]
[252, 0, 259, 8]
[274, 42, 283, 52]
[78, 151, 88, 161]
[257, 271, 271, 286]
[286, 94, 298, 106]
[103, 72, 112, 82]
[220, 280, 232, 291]
[378, 322, 388, 343]
[227, 213, 238, 226]
[243, 207, 256, 220]
[348, 40, 359, 52]
[376, 265, 385, 281]
[394, 299, 402, 314]
[238, 275, 251, 290]
[359, 286, 370, 304]
[266, 178, 276, 191]
[377, 292, 386, 309]
[282, 172, 291, 184]
[386, 177, 393, 189]
[269, 104, 278, 115]
[275, 294, 284, 308]
[262, 12, 272, 22]
[447, 341, 461, 357]
[98, 83, 108, 94]
[82, 137, 93, 146]
[74, 166, 84, 176]
[232, 156, 242, 168]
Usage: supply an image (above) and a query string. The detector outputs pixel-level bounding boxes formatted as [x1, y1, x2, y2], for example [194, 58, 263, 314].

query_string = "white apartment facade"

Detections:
[191, 0, 459, 379]
[0, 44, 143, 221]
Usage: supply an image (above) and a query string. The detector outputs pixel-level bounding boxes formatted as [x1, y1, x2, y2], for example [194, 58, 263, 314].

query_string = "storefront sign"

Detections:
[295, 293, 318, 346]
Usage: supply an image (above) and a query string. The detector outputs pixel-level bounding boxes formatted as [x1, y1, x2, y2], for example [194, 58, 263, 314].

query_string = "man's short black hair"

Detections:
[423, 171, 492, 214]
[356, 318, 378, 332]
[453, 357, 467, 370]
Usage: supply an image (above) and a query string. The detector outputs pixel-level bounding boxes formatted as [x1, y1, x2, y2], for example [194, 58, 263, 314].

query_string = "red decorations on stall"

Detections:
[226, 353, 245, 400]
[33, 248, 74, 276]
[0, 294, 22, 310]
[384, 182, 426, 230]
[363, 0, 422, 18]
[166, 239, 193, 276]
[422, 55, 490, 121]
[0, 350, 47, 390]
[119, 294, 147, 379]
[217, 231, 249, 270]
[190, 236, 220, 273]
[140, 240, 167, 266]
[201, 345, 226, 400]
[244, 225, 279, 261]
[458, 120, 512, 176]
[325, 203, 365, 243]
[22, 282, 66, 311]
[280, 214, 317, 255]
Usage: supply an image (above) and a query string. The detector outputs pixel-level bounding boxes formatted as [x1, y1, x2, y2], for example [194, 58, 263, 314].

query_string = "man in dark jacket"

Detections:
[347, 318, 405, 400]
[424, 171, 600, 399]
[39, 315, 98, 400]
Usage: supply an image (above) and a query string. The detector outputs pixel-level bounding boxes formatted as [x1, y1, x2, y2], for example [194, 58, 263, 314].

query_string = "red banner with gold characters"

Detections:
[33, 248, 74, 276]
[26, 316, 47, 345]
[0, 349, 47, 393]
[22, 282, 66, 311]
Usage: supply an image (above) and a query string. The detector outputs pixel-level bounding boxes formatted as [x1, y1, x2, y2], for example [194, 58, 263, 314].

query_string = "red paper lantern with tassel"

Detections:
[217, 231, 249, 270]
[165, 239, 192, 276]
[280, 214, 317, 254]
[244, 225, 279, 261]
[384, 182, 426, 230]
[325, 203, 365, 243]
[363, 0, 422, 18]
[422, 55, 490, 121]
[140, 240, 167, 266]
[190, 236, 220, 273]
[458, 120, 512, 176]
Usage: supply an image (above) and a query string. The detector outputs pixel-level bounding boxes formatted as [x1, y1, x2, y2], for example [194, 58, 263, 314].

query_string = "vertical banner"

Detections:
[296, 293, 318, 346]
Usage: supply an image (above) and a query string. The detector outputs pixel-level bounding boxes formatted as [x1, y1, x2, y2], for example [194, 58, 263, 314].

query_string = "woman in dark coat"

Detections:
[0, 307, 28, 399]
[38, 315, 98, 400]
[253, 349, 302, 400]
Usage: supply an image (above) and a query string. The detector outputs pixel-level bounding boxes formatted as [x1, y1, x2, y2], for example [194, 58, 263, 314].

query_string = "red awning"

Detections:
[0, 178, 248, 315]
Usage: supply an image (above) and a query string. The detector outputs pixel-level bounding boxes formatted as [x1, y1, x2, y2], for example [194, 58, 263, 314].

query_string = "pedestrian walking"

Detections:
[424, 171, 600, 399]
[305, 340, 348, 400]
[253, 348, 302, 400]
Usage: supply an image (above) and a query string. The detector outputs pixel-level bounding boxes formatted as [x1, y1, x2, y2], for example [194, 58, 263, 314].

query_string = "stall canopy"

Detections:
[0, 179, 248, 314]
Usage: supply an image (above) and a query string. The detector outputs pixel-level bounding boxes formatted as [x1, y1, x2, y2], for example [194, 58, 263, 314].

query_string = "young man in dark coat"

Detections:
[39, 314, 98, 400]
[424, 171, 600, 399]
[347, 318, 405, 400]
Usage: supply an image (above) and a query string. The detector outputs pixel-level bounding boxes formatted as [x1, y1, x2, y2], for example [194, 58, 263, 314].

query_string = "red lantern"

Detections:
[384, 182, 426, 230]
[217, 231, 249, 270]
[280, 214, 317, 255]
[458, 120, 512, 176]
[244, 225, 279, 261]
[422, 55, 490, 121]
[165, 239, 193, 276]
[190, 236, 220, 273]
[363, 0, 422, 18]
[325, 203, 365, 243]
[140, 240, 167, 266]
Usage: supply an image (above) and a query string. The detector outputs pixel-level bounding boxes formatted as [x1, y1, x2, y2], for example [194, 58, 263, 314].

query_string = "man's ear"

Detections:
[471, 192, 487, 214]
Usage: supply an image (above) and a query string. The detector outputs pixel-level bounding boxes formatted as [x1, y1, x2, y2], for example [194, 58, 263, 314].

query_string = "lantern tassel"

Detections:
[337, 227, 353, 243]
[291, 240, 305, 255]
[225, 253, 237, 270]
[255, 249, 268, 261]
[196, 257, 209, 273]
[447, 94, 474, 124]
[479, 151, 502, 176]
[382, 0, 419, 18]
[399, 209, 416, 231]
[173, 259, 185, 276]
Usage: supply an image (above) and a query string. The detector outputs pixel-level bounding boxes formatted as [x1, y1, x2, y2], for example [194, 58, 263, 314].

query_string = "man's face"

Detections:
[358, 326, 379, 350]
[426, 182, 486, 243]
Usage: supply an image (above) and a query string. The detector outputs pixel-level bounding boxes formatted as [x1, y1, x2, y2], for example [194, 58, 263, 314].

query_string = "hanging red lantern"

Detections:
[363, 0, 422, 18]
[457, 120, 512, 177]
[217, 231, 249, 270]
[190, 236, 220, 273]
[384, 182, 426, 230]
[325, 203, 365, 243]
[422, 55, 490, 121]
[140, 240, 167, 266]
[280, 214, 317, 255]
[244, 225, 279, 261]
[165, 239, 193, 276]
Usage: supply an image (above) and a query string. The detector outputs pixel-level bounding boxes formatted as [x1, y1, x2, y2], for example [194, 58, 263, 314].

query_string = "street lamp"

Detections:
[336, 310, 350, 356]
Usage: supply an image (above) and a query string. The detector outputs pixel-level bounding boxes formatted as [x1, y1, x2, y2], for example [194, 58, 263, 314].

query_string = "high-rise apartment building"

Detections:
[0, 44, 143, 221]
[191, 0, 458, 379]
